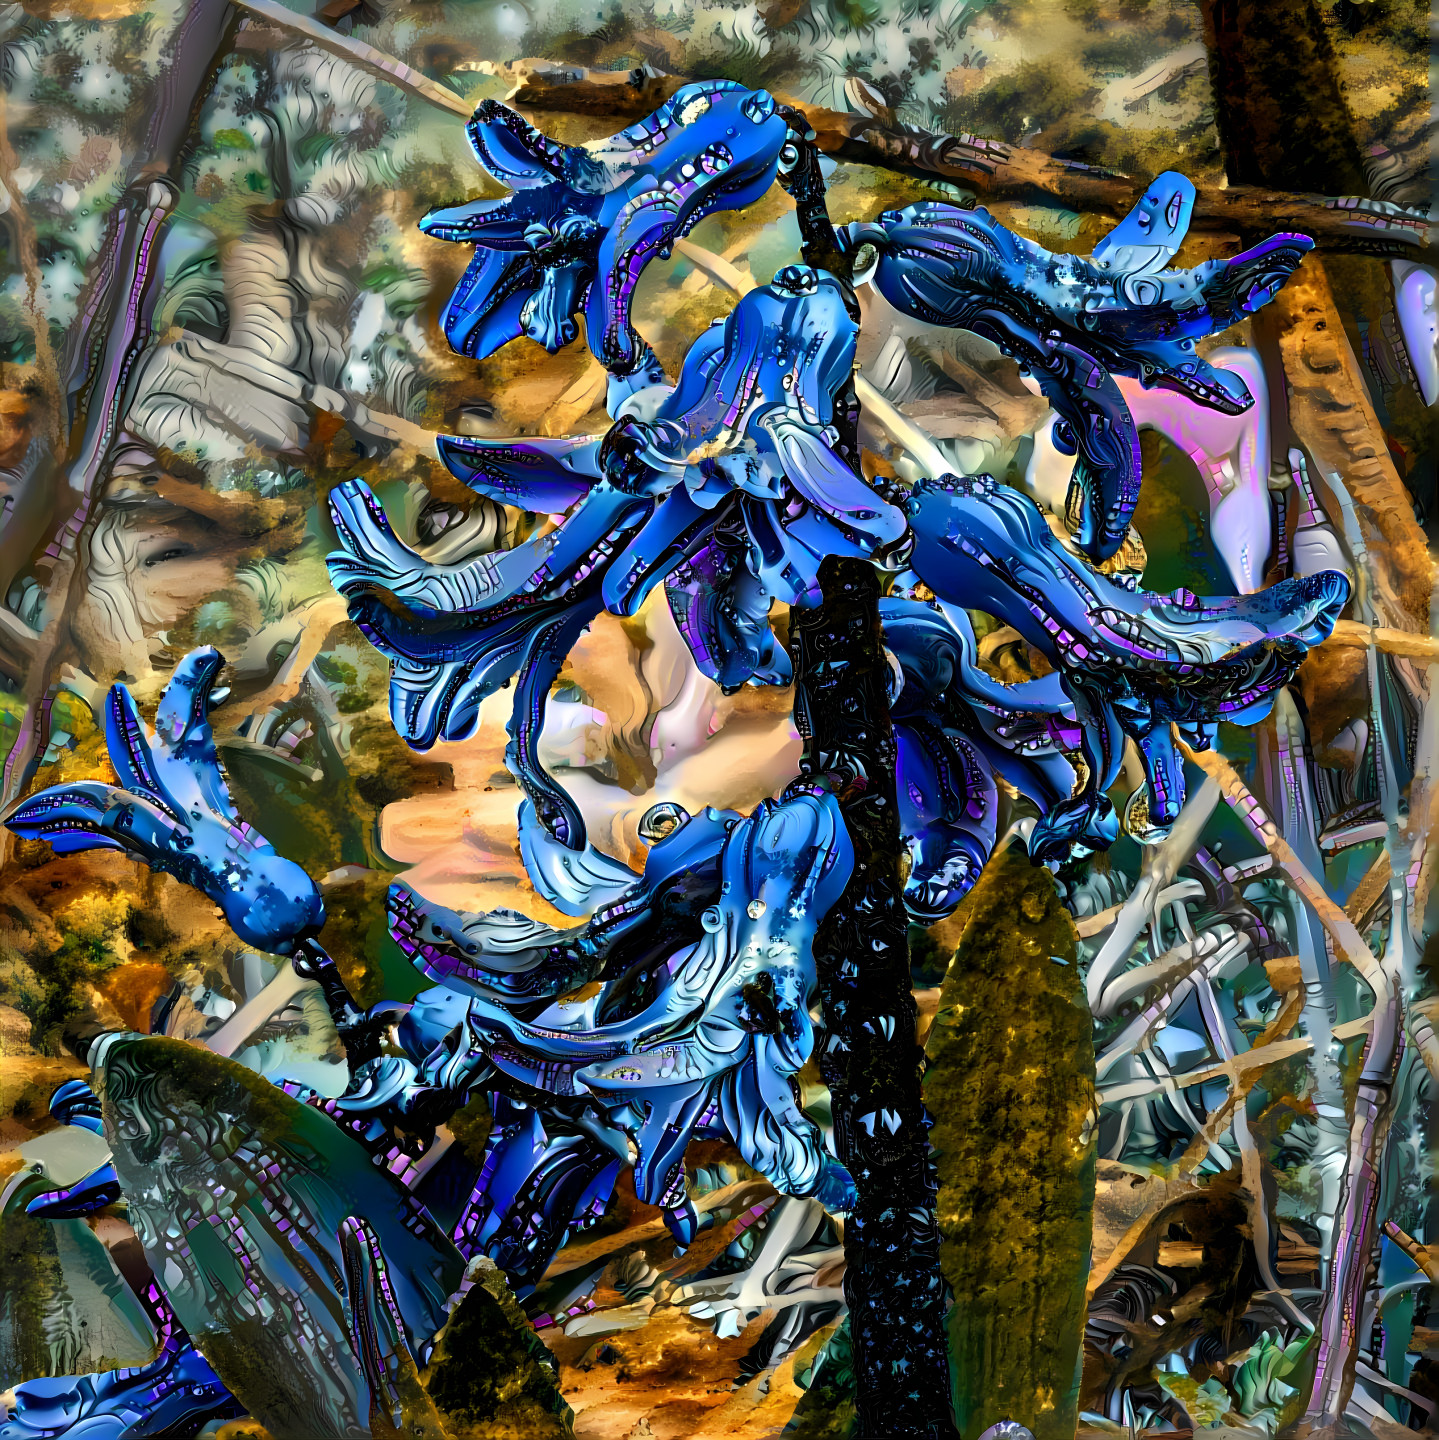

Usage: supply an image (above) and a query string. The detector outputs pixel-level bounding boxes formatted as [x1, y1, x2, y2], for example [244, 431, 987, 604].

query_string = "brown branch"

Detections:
[1178, 738, 1386, 993]
[1, 0, 240, 811]
[484, 59, 1434, 261]
[213, 9, 1436, 264]
[464, 57, 678, 119]
[1327, 619, 1439, 660]
[1259, 256, 1435, 631]
[539, 1179, 776, 1282]
[1090, 982, 1307, 1308]
[231, 0, 472, 117]
[1344, 848, 1393, 925]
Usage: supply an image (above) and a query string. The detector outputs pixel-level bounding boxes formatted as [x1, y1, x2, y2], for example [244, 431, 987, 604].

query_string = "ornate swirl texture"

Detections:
[844, 177, 1314, 559]
[419, 83, 791, 373]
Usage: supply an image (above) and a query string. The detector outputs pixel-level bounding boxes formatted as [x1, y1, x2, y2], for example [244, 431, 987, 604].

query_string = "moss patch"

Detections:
[99, 1034, 297, 1155]
[925, 845, 1096, 1440]
[422, 1259, 573, 1438]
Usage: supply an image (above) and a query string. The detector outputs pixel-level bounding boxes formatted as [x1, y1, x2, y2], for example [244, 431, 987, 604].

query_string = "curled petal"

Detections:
[437, 246, 534, 360]
[1091, 171, 1196, 279]
[678, 268, 856, 440]
[425, 83, 788, 375]
[418, 194, 532, 248]
[761, 412, 908, 551]
[849, 200, 1314, 551]
[328, 477, 631, 613]
[906, 473, 1349, 866]
[504, 606, 599, 850]
[1196, 231, 1319, 328]
[5, 657, 324, 953]
[6, 781, 172, 857]
[1133, 721, 1186, 830]
[520, 260, 587, 352]
[386, 657, 487, 751]
[387, 880, 600, 1002]
[1037, 341, 1141, 560]
[666, 528, 792, 691]
[588, 138, 786, 371]
[435, 432, 602, 512]
[332, 479, 645, 752]
[465, 99, 580, 189]
[345, 586, 597, 731]
[895, 719, 997, 922]
[518, 799, 647, 917]
[602, 486, 714, 616]
[24, 1160, 123, 1219]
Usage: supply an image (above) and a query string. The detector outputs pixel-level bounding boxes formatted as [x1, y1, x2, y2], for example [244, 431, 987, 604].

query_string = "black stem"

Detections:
[776, 111, 853, 287]
[290, 939, 385, 1068]
[790, 559, 957, 1438]
[781, 128, 959, 1438]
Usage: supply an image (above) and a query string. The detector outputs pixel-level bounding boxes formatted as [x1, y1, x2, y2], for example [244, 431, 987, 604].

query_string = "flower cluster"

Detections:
[0, 83, 1356, 1440]
[843, 174, 1314, 559]
[420, 82, 792, 373]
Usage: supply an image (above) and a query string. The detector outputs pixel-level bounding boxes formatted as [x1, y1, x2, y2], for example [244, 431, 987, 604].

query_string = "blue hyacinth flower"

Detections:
[371, 792, 858, 1254]
[419, 82, 791, 373]
[329, 265, 906, 852]
[844, 174, 1315, 560]
[434, 263, 907, 684]
[883, 596, 1083, 919]
[4, 650, 324, 954]
[905, 473, 1349, 862]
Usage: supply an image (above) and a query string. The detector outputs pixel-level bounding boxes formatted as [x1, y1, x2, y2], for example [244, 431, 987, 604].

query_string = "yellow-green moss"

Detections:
[924, 845, 1096, 1440]
[447, 1090, 495, 1167]
[421, 1259, 573, 1439]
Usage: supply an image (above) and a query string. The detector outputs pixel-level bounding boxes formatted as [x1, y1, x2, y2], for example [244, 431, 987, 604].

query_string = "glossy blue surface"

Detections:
[420, 82, 790, 374]
[844, 177, 1314, 559]
[4, 650, 325, 954]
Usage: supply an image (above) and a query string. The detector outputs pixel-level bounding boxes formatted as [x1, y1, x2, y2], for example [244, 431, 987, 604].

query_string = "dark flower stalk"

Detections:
[792, 557, 958, 1438]
[780, 135, 959, 1437]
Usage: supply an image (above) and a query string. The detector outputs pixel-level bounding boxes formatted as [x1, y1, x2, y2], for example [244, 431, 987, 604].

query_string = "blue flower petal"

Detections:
[435, 432, 602, 511]
[440, 246, 533, 359]
[762, 412, 908, 550]
[1092, 170, 1195, 273]
[4, 656, 324, 952]
[417, 194, 531, 246]
[466, 99, 579, 189]
[602, 485, 713, 616]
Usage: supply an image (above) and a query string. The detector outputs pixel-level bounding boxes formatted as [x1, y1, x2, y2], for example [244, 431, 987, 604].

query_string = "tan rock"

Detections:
[0, 1004, 34, 1056]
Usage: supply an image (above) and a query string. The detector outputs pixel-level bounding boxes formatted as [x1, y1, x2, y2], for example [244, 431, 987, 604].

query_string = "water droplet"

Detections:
[747, 899, 767, 920]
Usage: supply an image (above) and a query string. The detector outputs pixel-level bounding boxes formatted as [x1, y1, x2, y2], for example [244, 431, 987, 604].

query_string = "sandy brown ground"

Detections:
[545, 1309, 808, 1440]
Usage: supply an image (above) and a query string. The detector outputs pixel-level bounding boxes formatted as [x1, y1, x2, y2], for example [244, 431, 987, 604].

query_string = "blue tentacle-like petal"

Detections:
[845, 195, 1313, 559]
[433, 432, 602, 513]
[1091, 171, 1195, 276]
[421, 82, 792, 373]
[437, 246, 534, 359]
[503, 604, 602, 852]
[4, 653, 324, 953]
[905, 472, 1349, 862]
[465, 98, 580, 189]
